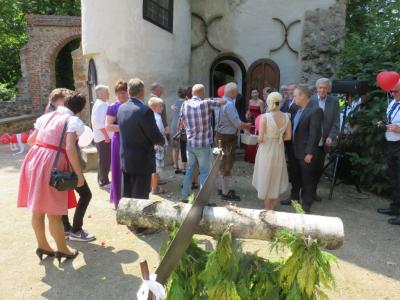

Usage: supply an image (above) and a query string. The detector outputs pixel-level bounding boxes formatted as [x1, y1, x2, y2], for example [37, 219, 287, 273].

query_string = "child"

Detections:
[148, 97, 168, 194]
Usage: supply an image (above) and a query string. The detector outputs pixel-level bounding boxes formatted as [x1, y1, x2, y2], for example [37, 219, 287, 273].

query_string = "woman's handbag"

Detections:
[173, 128, 187, 142]
[49, 122, 78, 191]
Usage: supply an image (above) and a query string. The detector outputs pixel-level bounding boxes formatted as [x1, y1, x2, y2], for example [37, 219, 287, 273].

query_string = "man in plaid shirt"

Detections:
[180, 84, 226, 202]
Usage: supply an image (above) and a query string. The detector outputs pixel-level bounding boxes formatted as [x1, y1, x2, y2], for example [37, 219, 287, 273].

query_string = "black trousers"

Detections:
[180, 139, 188, 163]
[62, 180, 92, 233]
[291, 156, 320, 207]
[387, 141, 400, 212]
[122, 172, 152, 199]
[95, 141, 111, 186]
[315, 146, 327, 187]
[285, 141, 298, 198]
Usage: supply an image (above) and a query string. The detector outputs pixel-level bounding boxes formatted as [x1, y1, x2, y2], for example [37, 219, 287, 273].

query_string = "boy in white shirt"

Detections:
[148, 97, 168, 194]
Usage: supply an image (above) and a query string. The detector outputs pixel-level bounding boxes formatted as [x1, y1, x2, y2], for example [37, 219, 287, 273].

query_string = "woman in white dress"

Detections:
[252, 92, 292, 210]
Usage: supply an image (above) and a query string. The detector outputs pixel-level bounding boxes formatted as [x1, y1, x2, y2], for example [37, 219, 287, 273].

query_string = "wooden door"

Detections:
[246, 59, 280, 103]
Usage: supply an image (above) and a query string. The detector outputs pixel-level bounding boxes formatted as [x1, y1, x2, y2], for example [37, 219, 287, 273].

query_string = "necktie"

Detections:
[388, 102, 400, 124]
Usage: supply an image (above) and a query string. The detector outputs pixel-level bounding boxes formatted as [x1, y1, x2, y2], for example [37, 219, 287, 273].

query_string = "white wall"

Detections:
[82, 0, 191, 123]
[190, 0, 337, 95]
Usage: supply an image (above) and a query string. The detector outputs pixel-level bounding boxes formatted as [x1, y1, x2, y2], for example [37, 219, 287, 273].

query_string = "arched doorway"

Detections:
[55, 38, 81, 89]
[246, 59, 280, 102]
[210, 55, 246, 119]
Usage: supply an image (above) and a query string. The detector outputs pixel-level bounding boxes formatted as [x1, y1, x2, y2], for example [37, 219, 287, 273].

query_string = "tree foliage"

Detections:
[0, 0, 80, 88]
[336, 0, 400, 194]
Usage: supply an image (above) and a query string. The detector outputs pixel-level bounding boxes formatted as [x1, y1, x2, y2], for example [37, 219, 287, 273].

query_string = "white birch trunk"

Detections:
[117, 198, 344, 250]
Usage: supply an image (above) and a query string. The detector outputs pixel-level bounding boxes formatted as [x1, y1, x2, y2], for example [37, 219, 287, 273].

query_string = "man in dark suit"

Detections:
[311, 78, 340, 200]
[281, 83, 300, 203]
[118, 78, 165, 200]
[288, 84, 323, 213]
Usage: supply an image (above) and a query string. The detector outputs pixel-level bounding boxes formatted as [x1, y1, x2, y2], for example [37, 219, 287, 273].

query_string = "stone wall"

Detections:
[0, 115, 38, 135]
[300, 0, 348, 83]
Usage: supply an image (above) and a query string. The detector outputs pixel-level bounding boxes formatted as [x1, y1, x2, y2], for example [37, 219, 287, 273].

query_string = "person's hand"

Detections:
[258, 137, 264, 143]
[243, 122, 252, 131]
[171, 104, 177, 112]
[387, 124, 400, 133]
[77, 173, 85, 187]
[304, 154, 313, 164]
[164, 126, 170, 135]
[245, 111, 250, 120]
[104, 136, 111, 143]
[325, 137, 333, 147]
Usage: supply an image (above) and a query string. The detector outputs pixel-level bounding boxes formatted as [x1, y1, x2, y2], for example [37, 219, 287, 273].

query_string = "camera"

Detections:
[377, 120, 388, 129]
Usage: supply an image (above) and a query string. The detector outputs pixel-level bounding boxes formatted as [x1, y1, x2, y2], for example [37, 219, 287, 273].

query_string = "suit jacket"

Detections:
[117, 97, 165, 175]
[311, 94, 340, 141]
[235, 93, 246, 121]
[281, 98, 299, 122]
[292, 101, 323, 160]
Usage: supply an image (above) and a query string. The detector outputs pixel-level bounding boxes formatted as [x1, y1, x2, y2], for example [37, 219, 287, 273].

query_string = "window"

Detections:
[143, 0, 174, 33]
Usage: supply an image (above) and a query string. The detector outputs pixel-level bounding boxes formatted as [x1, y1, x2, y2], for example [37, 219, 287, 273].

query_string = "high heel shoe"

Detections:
[55, 250, 79, 263]
[36, 248, 55, 261]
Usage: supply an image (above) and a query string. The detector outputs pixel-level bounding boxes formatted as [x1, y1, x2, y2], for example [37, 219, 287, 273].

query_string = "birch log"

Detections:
[117, 198, 344, 250]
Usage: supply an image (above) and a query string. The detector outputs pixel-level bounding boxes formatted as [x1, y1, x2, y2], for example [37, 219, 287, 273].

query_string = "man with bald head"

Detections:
[180, 84, 226, 203]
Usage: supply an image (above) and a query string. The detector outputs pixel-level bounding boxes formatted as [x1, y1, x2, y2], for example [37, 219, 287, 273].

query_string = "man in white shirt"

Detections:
[378, 80, 400, 225]
[91, 85, 111, 187]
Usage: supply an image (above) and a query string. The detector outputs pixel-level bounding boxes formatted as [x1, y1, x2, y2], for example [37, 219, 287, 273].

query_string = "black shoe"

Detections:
[181, 199, 189, 203]
[206, 203, 217, 207]
[221, 191, 241, 201]
[36, 248, 55, 261]
[280, 199, 292, 206]
[55, 250, 79, 264]
[377, 208, 399, 216]
[388, 216, 400, 225]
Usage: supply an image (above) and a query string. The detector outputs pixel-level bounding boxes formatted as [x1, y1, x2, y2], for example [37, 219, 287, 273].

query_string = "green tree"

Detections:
[0, 0, 80, 88]
[336, 0, 400, 194]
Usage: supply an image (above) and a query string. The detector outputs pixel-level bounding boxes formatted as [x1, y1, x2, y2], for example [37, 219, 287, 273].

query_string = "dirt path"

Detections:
[0, 145, 399, 299]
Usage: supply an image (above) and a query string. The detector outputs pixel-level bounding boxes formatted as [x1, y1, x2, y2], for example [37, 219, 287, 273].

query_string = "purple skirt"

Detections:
[110, 132, 122, 208]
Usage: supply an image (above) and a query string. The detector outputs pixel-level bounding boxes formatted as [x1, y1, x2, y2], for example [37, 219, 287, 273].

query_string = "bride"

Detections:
[252, 92, 292, 210]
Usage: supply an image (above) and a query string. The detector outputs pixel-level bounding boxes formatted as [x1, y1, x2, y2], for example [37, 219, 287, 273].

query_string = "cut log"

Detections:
[117, 198, 344, 250]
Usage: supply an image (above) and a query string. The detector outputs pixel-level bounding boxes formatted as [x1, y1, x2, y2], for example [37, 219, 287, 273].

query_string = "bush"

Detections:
[0, 83, 16, 102]
[335, 0, 400, 195]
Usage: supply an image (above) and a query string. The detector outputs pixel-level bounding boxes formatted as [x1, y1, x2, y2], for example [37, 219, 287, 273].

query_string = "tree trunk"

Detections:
[117, 198, 344, 250]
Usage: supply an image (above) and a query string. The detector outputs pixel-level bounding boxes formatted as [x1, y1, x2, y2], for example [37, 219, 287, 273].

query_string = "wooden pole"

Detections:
[139, 259, 153, 300]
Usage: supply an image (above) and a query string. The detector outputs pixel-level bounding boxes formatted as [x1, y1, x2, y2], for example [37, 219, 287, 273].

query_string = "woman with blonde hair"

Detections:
[252, 92, 292, 210]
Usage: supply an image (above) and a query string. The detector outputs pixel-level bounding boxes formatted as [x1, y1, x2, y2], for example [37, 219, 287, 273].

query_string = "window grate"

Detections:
[143, 0, 173, 33]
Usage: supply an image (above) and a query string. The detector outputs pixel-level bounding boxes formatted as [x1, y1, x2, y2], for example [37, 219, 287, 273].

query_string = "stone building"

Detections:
[81, 0, 347, 114]
[0, 0, 347, 133]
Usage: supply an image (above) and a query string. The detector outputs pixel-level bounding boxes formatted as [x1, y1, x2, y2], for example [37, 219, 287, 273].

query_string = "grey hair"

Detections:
[315, 78, 332, 90]
[192, 84, 205, 95]
[128, 78, 145, 97]
[151, 82, 162, 91]
[148, 96, 164, 107]
[95, 85, 109, 98]
[280, 85, 288, 92]
[224, 82, 238, 95]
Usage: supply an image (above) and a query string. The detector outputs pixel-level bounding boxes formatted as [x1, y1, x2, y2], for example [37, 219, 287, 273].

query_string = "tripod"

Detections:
[323, 95, 361, 200]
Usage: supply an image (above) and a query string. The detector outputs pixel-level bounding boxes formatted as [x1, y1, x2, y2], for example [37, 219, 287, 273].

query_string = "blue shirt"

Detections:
[215, 96, 242, 135]
[318, 95, 327, 111]
[292, 108, 304, 135]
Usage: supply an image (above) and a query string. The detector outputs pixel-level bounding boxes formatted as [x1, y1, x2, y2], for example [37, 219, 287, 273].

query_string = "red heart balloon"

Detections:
[376, 71, 400, 92]
[217, 85, 225, 97]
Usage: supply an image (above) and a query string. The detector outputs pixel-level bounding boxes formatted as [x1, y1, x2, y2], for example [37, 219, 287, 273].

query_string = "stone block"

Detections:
[81, 146, 98, 172]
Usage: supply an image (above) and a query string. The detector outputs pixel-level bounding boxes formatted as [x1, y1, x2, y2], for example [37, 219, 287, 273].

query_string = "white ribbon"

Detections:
[137, 274, 166, 300]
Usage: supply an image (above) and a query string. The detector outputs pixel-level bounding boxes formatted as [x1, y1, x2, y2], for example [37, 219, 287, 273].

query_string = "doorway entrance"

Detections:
[246, 59, 280, 102]
[210, 55, 246, 119]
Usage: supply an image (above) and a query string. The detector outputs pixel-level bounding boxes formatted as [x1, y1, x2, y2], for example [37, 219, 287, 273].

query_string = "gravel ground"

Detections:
[0, 145, 399, 300]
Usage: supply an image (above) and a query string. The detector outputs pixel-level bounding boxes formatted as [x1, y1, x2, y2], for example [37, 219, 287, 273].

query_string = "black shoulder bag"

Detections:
[49, 122, 78, 191]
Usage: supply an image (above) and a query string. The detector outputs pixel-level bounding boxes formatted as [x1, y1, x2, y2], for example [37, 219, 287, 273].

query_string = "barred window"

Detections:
[143, 0, 174, 33]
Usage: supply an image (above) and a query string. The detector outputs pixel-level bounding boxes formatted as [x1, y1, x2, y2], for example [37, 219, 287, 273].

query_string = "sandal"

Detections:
[152, 187, 167, 195]
[175, 168, 182, 174]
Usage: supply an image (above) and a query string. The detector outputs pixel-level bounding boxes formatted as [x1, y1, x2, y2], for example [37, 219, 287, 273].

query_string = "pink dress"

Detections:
[18, 111, 77, 215]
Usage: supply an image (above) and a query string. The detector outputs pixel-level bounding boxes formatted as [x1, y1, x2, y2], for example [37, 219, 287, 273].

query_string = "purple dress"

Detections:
[107, 101, 121, 208]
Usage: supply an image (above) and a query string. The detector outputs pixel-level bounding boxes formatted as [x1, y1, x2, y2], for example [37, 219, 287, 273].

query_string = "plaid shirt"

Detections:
[180, 96, 220, 148]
